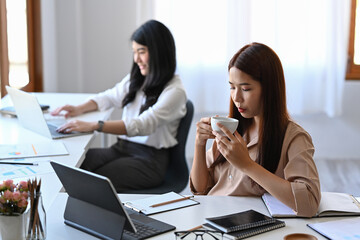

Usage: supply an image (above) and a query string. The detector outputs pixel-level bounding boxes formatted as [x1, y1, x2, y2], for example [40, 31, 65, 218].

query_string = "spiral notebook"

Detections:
[203, 220, 285, 240]
[205, 209, 277, 233]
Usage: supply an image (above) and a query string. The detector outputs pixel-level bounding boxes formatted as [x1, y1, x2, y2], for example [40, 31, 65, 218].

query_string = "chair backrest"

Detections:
[165, 99, 194, 192]
[123, 99, 194, 194]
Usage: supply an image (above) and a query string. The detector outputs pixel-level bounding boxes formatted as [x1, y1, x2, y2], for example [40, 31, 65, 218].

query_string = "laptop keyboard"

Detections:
[123, 221, 162, 239]
[44, 114, 65, 121]
[47, 123, 71, 137]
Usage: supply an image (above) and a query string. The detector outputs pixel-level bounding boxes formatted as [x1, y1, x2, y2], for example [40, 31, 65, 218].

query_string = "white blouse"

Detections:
[91, 74, 187, 149]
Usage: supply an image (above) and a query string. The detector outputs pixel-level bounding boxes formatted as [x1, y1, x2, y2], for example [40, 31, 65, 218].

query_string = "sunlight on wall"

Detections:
[354, 0, 360, 64]
[6, 0, 29, 89]
[153, 0, 349, 116]
[154, 0, 228, 67]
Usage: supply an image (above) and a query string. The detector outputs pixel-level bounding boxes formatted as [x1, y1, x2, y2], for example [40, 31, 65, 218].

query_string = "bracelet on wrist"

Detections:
[97, 120, 104, 132]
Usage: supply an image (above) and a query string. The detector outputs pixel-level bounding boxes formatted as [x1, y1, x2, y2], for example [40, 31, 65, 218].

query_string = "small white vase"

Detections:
[0, 212, 27, 240]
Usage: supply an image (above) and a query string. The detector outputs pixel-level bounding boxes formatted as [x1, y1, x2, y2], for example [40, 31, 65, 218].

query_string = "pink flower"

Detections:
[22, 192, 28, 199]
[12, 191, 21, 201]
[19, 181, 29, 191]
[0, 179, 30, 214]
[4, 179, 13, 188]
[3, 190, 13, 200]
[18, 199, 28, 208]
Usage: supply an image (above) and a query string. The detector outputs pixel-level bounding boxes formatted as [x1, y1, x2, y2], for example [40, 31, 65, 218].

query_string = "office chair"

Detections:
[122, 99, 194, 194]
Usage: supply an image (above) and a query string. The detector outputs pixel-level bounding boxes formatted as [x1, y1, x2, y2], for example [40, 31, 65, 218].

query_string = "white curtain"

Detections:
[149, 0, 350, 117]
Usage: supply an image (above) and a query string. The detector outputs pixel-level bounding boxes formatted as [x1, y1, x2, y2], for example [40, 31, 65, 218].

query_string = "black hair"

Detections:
[122, 20, 176, 113]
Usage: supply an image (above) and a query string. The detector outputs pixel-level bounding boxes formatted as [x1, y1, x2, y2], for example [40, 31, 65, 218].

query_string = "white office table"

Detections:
[0, 92, 113, 210]
[0, 93, 348, 240]
[46, 193, 346, 240]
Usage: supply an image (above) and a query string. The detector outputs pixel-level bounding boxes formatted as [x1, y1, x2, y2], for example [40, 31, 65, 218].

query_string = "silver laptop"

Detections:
[5, 86, 90, 139]
[50, 161, 175, 240]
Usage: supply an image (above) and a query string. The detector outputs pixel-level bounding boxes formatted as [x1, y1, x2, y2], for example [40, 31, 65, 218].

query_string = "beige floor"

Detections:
[182, 112, 360, 196]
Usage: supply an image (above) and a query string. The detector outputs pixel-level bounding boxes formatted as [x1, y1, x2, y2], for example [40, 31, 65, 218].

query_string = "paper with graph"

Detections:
[0, 158, 54, 180]
[0, 141, 68, 159]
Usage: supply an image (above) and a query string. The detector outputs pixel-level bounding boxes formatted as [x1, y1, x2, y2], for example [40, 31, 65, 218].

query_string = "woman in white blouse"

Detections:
[51, 20, 187, 192]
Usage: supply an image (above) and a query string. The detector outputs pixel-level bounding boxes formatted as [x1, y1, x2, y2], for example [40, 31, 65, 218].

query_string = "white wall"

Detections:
[41, 1, 360, 120]
[41, 0, 57, 92]
[42, 0, 137, 94]
[342, 80, 360, 119]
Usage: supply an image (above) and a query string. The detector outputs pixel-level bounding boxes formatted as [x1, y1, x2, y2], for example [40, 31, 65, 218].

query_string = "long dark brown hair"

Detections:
[122, 20, 176, 114]
[212, 42, 290, 174]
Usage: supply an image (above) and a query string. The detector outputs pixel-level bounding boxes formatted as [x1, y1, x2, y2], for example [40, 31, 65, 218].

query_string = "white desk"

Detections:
[0, 93, 349, 240]
[0, 92, 113, 210]
[46, 193, 346, 240]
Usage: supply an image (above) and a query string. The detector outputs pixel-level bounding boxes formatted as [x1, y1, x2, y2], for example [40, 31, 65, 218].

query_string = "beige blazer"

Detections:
[190, 121, 321, 217]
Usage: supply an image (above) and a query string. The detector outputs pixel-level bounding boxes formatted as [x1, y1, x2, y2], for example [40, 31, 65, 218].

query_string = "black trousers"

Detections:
[80, 138, 169, 192]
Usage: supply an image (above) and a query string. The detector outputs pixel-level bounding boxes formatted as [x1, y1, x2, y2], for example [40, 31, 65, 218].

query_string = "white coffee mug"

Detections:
[211, 116, 239, 135]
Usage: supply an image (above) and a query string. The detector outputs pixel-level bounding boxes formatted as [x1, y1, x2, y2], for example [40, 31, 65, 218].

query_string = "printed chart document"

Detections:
[308, 217, 360, 239]
[0, 157, 53, 180]
[0, 141, 68, 159]
[262, 192, 360, 217]
[124, 191, 199, 215]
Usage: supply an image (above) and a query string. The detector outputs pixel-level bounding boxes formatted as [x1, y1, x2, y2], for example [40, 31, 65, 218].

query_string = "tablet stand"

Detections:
[64, 196, 125, 240]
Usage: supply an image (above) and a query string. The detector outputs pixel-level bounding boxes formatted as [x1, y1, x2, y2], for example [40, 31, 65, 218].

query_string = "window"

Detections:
[0, 0, 43, 98]
[347, 0, 360, 80]
[7, 0, 29, 89]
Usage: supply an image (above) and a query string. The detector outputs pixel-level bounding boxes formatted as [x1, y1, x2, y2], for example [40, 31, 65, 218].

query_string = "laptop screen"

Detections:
[5, 86, 91, 139]
[6, 85, 53, 139]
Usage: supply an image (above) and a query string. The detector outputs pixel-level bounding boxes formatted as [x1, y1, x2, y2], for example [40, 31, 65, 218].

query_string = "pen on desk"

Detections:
[0, 162, 38, 166]
[31, 144, 37, 155]
[150, 196, 193, 208]
[186, 225, 203, 231]
[176, 224, 203, 238]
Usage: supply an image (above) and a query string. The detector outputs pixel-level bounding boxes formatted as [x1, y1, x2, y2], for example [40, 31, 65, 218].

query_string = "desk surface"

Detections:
[0, 93, 347, 240]
[0, 92, 113, 209]
[46, 193, 345, 240]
